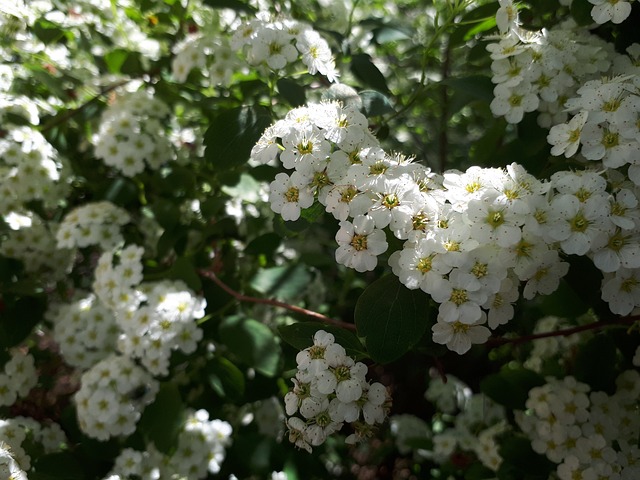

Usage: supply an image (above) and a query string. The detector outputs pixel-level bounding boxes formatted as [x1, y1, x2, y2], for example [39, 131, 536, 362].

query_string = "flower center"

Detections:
[284, 187, 299, 203]
[350, 233, 368, 251]
[450, 288, 468, 305]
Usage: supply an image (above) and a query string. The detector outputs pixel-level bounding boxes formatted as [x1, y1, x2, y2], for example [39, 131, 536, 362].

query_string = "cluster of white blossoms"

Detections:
[0, 125, 68, 212]
[517, 371, 640, 480]
[284, 330, 390, 452]
[0, 349, 37, 407]
[74, 354, 159, 441]
[93, 244, 205, 376]
[588, 0, 636, 24]
[0, 442, 27, 480]
[172, 11, 338, 84]
[104, 409, 232, 480]
[0, 212, 73, 280]
[231, 13, 339, 82]
[56, 200, 131, 250]
[49, 292, 119, 370]
[254, 95, 640, 353]
[92, 89, 175, 177]
[0, 416, 67, 473]
[490, 1, 616, 127]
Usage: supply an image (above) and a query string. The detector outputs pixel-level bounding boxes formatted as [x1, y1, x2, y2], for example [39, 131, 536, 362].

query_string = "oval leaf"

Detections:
[278, 322, 368, 360]
[354, 275, 430, 363]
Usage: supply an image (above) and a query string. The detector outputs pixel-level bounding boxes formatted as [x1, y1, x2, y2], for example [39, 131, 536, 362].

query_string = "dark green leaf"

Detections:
[202, 0, 256, 13]
[151, 199, 180, 230]
[497, 434, 555, 479]
[32, 19, 66, 44]
[570, 0, 594, 26]
[245, 233, 282, 256]
[204, 106, 272, 171]
[218, 315, 282, 377]
[277, 78, 306, 107]
[104, 49, 129, 74]
[250, 264, 312, 301]
[354, 275, 430, 364]
[0, 296, 46, 349]
[480, 366, 545, 410]
[138, 382, 185, 455]
[207, 356, 246, 401]
[443, 75, 494, 117]
[359, 90, 395, 117]
[32, 452, 85, 480]
[168, 256, 202, 291]
[573, 333, 618, 394]
[372, 24, 412, 44]
[278, 323, 367, 360]
[350, 53, 390, 94]
[102, 177, 139, 207]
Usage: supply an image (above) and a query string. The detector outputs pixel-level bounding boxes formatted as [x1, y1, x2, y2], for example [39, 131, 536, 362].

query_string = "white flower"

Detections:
[431, 316, 491, 354]
[491, 81, 539, 123]
[268, 171, 315, 221]
[602, 267, 640, 315]
[431, 269, 489, 325]
[548, 110, 589, 157]
[334, 215, 388, 272]
[589, 0, 633, 24]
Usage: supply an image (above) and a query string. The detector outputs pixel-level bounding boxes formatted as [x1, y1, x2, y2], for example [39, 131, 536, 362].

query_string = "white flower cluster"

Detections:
[549, 70, 640, 172]
[396, 377, 506, 471]
[49, 293, 119, 370]
[0, 349, 37, 407]
[56, 200, 131, 250]
[74, 354, 159, 440]
[255, 97, 640, 353]
[93, 89, 174, 177]
[523, 316, 582, 373]
[105, 409, 232, 480]
[0, 416, 67, 473]
[231, 13, 339, 82]
[171, 33, 240, 85]
[489, 2, 615, 126]
[517, 372, 640, 479]
[0, 125, 68, 212]
[93, 244, 205, 376]
[284, 330, 390, 452]
[0, 212, 73, 280]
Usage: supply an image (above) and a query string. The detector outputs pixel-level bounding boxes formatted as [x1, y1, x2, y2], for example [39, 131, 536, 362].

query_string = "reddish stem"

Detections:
[199, 269, 357, 332]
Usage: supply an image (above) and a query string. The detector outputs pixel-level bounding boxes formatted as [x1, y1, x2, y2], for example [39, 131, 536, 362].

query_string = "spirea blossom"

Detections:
[56, 201, 131, 250]
[0, 349, 37, 407]
[284, 330, 391, 452]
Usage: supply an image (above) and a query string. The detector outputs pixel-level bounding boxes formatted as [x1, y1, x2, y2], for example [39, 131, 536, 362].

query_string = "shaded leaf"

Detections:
[278, 323, 367, 360]
[497, 434, 555, 479]
[360, 90, 395, 117]
[169, 256, 202, 291]
[250, 264, 312, 301]
[202, 0, 256, 13]
[207, 356, 246, 401]
[480, 366, 545, 410]
[354, 275, 430, 363]
[204, 106, 272, 171]
[277, 78, 306, 107]
[219, 315, 282, 377]
[350, 53, 390, 93]
[31, 453, 85, 480]
[138, 383, 185, 455]
[573, 333, 618, 394]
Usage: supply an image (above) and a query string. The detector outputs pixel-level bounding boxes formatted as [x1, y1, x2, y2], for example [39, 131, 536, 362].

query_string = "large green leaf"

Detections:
[0, 296, 46, 349]
[573, 333, 618, 394]
[250, 264, 312, 301]
[497, 434, 555, 480]
[138, 382, 185, 455]
[218, 315, 282, 377]
[278, 322, 367, 360]
[31, 453, 85, 480]
[480, 366, 545, 410]
[350, 53, 390, 94]
[204, 106, 272, 171]
[207, 355, 246, 401]
[354, 275, 430, 363]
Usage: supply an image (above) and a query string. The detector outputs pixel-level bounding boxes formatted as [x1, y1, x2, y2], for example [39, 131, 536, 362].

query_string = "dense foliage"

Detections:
[0, 0, 639, 479]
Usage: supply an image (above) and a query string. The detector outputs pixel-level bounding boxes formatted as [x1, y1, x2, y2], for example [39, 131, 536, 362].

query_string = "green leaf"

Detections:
[354, 275, 430, 364]
[219, 315, 282, 377]
[32, 19, 66, 44]
[245, 233, 282, 256]
[497, 434, 555, 479]
[480, 366, 545, 410]
[0, 296, 46, 349]
[278, 323, 367, 360]
[168, 256, 202, 291]
[350, 53, 390, 94]
[277, 78, 306, 107]
[570, 0, 594, 26]
[573, 333, 618, 394]
[102, 177, 139, 207]
[250, 264, 312, 301]
[31, 452, 85, 480]
[359, 90, 395, 117]
[204, 106, 272, 171]
[151, 199, 180, 230]
[138, 382, 185, 455]
[104, 49, 129, 74]
[443, 75, 494, 117]
[207, 356, 246, 401]
[202, 0, 256, 13]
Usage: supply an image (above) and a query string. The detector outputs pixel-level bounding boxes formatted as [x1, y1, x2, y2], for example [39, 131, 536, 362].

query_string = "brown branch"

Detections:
[487, 317, 638, 347]
[199, 269, 357, 331]
[39, 79, 132, 133]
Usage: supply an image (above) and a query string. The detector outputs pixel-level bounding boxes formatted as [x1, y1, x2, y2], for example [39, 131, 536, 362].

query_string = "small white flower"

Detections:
[334, 215, 388, 272]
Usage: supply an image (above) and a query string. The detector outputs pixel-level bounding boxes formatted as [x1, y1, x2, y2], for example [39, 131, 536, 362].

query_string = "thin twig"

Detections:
[487, 317, 637, 347]
[199, 269, 357, 331]
[40, 79, 131, 133]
